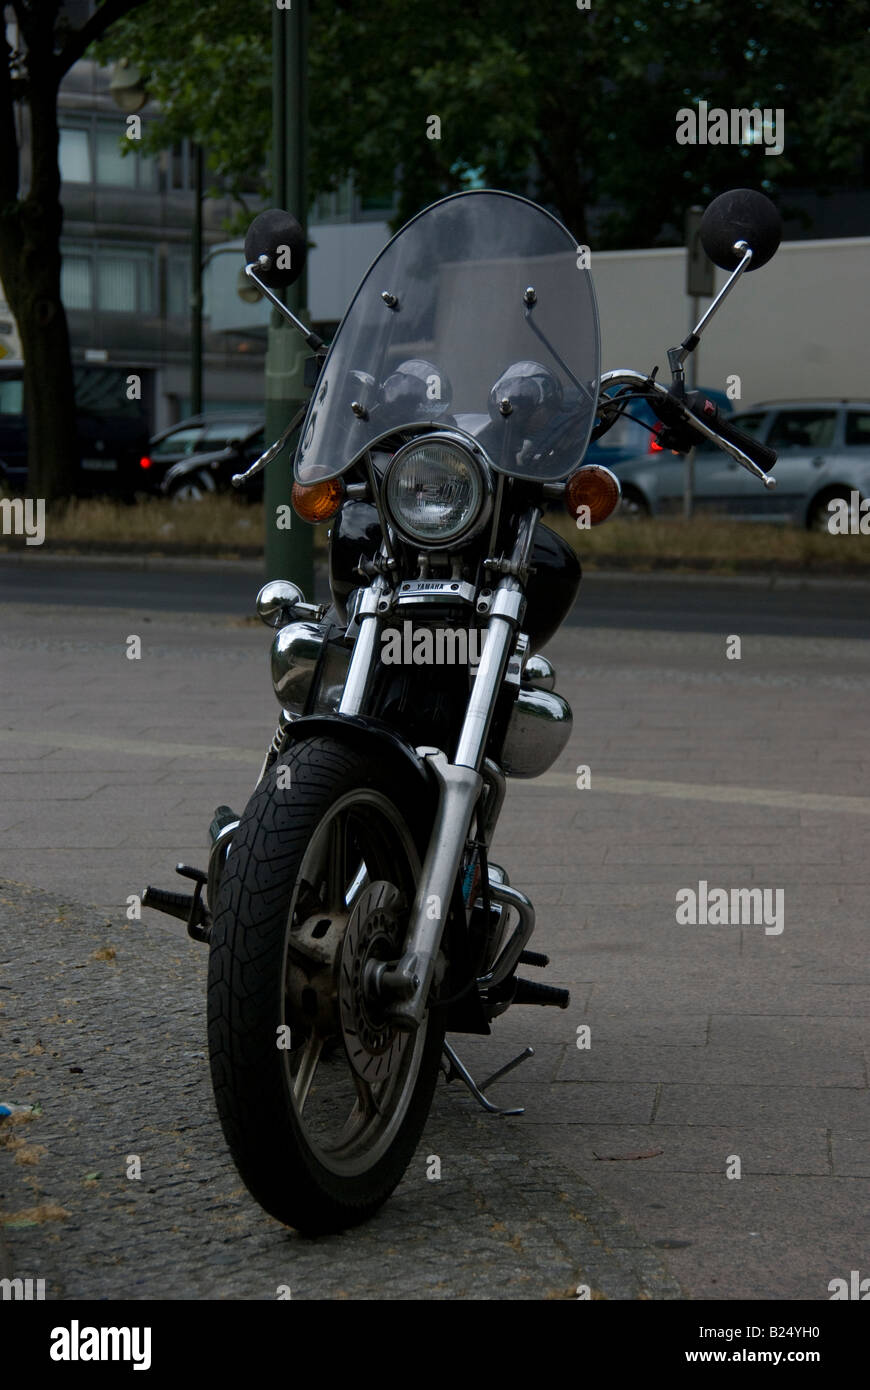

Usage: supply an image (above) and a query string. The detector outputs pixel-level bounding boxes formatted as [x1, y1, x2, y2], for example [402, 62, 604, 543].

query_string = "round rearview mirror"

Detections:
[699, 188, 782, 272]
[244, 209, 307, 290]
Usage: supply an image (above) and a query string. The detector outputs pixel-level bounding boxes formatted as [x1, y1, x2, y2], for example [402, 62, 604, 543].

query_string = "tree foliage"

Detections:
[2, 0, 867, 497]
[100, 0, 870, 244]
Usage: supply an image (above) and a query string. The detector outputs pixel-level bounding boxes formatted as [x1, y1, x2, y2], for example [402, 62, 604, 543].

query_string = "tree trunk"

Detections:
[0, 54, 78, 501]
[0, 222, 78, 504]
[24, 70, 78, 502]
[0, 1, 152, 501]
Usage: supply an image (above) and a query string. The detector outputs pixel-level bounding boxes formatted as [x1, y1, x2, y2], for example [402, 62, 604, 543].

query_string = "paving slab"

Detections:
[0, 578, 868, 1300]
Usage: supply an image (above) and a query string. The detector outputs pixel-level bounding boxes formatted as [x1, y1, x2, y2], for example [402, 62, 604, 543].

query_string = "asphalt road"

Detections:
[1, 554, 868, 638]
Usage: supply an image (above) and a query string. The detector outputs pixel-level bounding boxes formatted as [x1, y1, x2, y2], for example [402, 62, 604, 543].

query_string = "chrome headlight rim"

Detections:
[382, 430, 494, 550]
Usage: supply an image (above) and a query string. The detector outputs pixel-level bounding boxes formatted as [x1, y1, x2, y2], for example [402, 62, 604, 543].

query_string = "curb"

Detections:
[1, 549, 869, 591]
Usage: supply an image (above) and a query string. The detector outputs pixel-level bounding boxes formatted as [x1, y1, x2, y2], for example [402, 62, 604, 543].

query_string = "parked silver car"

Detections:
[612, 400, 870, 528]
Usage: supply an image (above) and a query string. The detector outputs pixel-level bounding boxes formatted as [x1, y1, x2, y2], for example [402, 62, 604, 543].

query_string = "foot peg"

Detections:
[441, 1039, 534, 1116]
[142, 863, 211, 944]
[512, 977, 570, 1009]
[518, 949, 549, 968]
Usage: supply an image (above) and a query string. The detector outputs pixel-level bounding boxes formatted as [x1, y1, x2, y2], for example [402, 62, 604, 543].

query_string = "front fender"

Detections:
[275, 713, 439, 813]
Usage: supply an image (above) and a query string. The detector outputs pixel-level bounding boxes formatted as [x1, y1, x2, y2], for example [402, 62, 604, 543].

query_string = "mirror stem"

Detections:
[668, 241, 753, 394]
[244, 262, 325, 350]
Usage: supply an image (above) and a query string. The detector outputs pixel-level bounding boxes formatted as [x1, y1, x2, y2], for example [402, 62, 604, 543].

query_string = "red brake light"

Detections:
[139, 455, 152, 470]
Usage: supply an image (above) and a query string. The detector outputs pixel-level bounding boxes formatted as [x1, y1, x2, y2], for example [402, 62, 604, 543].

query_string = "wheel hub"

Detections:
[339, 881, 410, 1085]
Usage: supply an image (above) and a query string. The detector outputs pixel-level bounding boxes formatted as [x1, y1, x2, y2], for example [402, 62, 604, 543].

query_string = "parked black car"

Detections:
[0, 359, 151, 499]
[143, 414, 265, 499]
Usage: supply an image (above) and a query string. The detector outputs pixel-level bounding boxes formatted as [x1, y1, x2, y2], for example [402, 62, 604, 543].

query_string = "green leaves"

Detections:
[94, 0, 869, 244]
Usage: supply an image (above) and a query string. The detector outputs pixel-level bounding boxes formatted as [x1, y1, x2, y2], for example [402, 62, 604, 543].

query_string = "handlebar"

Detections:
[598, 370, 777, 490]
[702, 403, 777, 473]
[231, 404, 307, 488]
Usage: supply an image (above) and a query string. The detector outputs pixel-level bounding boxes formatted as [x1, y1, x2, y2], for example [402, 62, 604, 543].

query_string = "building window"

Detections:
[167, 257, 190, 317]
[59, 128, 92, 184]
[0, 377, 23, 414]
[61, 255, 94, 309]
[170, 141, 198, 192]
[59, 122, 156, 189]
[95, 125, 155, 189]
[97, 252, 154, 313]
[61, 245, 156, 314]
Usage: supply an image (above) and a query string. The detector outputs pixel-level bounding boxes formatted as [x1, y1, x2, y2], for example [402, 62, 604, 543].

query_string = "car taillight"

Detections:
[139, 456, 152, 470]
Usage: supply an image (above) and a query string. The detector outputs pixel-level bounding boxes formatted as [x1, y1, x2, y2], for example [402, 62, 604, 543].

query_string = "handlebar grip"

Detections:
[686, 392, 777, 471]
[714, 416, 777, 471]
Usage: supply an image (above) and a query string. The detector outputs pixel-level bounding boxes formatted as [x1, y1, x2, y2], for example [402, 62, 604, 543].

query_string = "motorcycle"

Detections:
[144, 186, 781, 1233]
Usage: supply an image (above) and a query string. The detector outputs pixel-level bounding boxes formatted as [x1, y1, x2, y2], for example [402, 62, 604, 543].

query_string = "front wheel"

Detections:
[207, 736, 445, 1233]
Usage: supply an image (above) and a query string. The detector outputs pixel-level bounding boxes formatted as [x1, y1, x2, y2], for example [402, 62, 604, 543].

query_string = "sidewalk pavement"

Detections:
[0, 589, 867, 1299]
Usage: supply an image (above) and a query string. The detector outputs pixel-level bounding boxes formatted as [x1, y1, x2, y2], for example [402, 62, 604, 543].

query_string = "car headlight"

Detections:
[383, 433, 492, 547]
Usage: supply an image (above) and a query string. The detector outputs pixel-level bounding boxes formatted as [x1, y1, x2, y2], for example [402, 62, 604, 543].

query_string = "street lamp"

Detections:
[108, 59, 147, 114]
[237, 267, 264, 305]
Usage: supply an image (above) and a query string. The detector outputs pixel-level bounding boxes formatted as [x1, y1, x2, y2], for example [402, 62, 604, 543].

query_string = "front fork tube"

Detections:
[338, 578, 387, 717]
[368, 751, 482, 1028]
[373, 583, 525, 1030]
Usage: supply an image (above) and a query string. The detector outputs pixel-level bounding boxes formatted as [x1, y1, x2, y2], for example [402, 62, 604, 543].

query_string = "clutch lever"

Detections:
[231, 404, 307, 488]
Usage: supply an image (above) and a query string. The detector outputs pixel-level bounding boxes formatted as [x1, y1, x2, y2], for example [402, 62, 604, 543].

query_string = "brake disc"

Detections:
[338, 880, 410, 1086]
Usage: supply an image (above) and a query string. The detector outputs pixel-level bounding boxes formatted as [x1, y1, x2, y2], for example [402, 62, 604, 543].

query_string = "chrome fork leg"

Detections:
[375, 587, 524, 1031]
[370, 750, 482, 1029]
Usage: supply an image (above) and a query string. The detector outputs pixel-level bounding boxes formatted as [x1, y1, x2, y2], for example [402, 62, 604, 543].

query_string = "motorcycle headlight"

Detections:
[383, 434, 491, 547]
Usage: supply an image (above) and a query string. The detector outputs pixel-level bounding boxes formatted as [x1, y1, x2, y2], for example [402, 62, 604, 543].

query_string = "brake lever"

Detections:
[674, 403, 776, 489]
[231, 404, 307, 488]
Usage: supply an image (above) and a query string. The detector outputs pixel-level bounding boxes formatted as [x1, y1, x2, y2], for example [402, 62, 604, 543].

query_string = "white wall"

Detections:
[591, 237, 870, 405]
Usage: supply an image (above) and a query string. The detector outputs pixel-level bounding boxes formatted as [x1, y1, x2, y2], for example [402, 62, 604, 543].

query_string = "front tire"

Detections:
[207, 736, 445, 1233]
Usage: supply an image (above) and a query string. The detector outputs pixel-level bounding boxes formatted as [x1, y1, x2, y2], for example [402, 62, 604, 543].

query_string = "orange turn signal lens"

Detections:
[565, 464, 622, 527]
[291, 477, 344, 523]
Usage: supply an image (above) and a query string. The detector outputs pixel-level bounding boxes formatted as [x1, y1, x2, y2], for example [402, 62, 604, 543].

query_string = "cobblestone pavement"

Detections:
[0, 881, 680, 1300]
[1, 577, 868, 1299]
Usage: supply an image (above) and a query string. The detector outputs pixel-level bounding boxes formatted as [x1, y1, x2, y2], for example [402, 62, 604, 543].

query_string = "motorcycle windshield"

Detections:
[295, 190, 600, 485]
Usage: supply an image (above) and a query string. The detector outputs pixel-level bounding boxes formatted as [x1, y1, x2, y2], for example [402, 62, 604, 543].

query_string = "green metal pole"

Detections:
[191, 143, 203, 417]
[264, 0, 314, 594]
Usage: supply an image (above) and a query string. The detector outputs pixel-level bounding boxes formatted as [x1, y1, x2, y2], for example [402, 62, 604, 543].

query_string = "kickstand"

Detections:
[441, 1040, 534, 1116]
